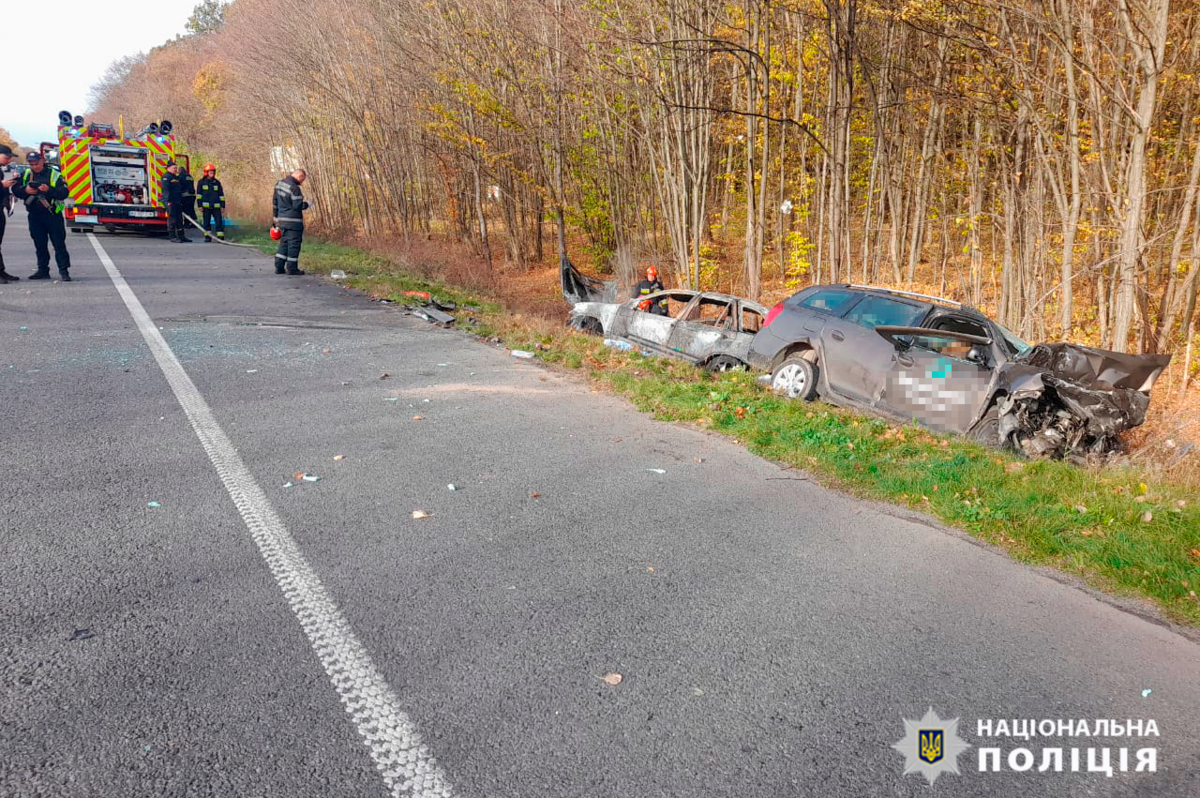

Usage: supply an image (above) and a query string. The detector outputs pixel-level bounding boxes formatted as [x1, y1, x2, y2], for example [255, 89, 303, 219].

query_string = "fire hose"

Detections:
[182, 213, 263, 250]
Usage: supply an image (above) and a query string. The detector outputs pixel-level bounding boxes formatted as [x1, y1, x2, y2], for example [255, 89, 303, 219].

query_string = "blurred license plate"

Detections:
[129, 211, 156, 218]
[74, 215, 98, 224]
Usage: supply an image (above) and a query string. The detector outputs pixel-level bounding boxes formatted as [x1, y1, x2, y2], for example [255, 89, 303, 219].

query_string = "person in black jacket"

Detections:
[197, 163, 225, 242]
[161, 162, 190, 243]
[12, 152, 72, 280]
[272, 169, 309, 275]
[180, 167, 197, 230]
[632, 265, 667, 315]
[0, 144, 19, 283]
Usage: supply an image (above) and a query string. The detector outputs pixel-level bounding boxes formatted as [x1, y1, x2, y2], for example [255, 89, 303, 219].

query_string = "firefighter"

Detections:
[12, 151, 71, 281]
[0, 144, 18, 283]
[180, 166, 197, 231]
[197, 163, 226, 242]
[161, 162, 190, 242]
[632, 265, 668, 315]
[272, 168, 309, 275]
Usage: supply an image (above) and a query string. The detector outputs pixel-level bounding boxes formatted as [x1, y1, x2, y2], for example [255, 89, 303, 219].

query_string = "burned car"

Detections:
[568, 288, 769, 372]
[747, 285, 1170, 459]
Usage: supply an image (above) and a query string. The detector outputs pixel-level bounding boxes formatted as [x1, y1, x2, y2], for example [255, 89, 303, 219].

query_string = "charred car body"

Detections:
[748, 285, 1170, 459]
[568, 286, 769, 372]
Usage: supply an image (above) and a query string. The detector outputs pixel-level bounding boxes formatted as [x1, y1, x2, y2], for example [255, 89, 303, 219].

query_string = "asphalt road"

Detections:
[1, 217, 1198, 798]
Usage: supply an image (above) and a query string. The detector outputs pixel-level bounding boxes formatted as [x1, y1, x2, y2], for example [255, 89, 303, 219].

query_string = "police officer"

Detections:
[161, 162, 190, 242]
[0, 144, 19, 283]
[197, 163, 225, 242]
[272, 168, 309, 275]
[12, 151, 71, 281]
[632, 265, 667, 315]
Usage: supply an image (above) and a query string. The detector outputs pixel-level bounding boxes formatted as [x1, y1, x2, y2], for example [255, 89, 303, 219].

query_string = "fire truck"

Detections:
[45, 110, 190, 234]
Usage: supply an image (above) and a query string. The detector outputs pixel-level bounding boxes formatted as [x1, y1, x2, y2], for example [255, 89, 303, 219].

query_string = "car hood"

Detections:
[995, 343, 1171, 458]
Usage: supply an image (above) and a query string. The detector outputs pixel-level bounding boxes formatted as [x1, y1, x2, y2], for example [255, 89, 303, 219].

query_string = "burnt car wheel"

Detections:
[770, 355, 819, 401]
[568, 316, 603, 336]
[705, 355, 745, 373]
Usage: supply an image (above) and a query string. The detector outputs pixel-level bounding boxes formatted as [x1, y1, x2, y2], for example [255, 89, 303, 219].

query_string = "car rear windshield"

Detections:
[795, 288, 857, 314]
[842, 295, 927, 329]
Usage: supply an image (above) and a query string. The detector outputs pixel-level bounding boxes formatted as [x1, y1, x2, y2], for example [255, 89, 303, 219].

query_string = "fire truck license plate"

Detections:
[74, 215, 98, 224]
[129, 211, 156, 218]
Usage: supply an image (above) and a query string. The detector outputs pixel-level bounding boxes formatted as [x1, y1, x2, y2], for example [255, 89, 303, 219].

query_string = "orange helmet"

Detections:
[203, 163, 216, 174]
[646, 265, 658, 280]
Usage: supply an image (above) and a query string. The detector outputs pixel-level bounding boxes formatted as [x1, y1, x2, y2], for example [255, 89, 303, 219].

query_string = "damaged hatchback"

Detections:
[747, 285, 1171, 459]
[569, 288, 769, 372]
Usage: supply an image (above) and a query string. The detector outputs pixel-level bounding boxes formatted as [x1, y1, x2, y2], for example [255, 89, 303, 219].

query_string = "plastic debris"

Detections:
[603, 339, 634, 351]
[437, 363, 449, 367]
[412, 415, 423, 421]
[302, 474, 320, 482]
[380, 373, 390, 379]
[447, 484, 457, 491]
[404, 290, 431, 301]
[412, 509, 431, 519]
[330, 269, 347, 279]
[385, 397, 399, 402]
[333, 454, 346, 461]
[646, 468, 666, 474]
[601, 673, 623, 686]
[18, 326, 28, 331]
[283, 482, 294, 488]
[70, 629, 94, 641]
[246, 369, 258, 374]
[1142, 688, 1152, 698]
[511, 350, 535, 359]
[146, 501, 161, 508]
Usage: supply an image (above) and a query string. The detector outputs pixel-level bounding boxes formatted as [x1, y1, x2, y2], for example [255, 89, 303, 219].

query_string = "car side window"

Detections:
[741, 306, 763, 333]
[930, 317, 989, 361]
[797, 289, 857, 314]
[842, 296, 926, 329]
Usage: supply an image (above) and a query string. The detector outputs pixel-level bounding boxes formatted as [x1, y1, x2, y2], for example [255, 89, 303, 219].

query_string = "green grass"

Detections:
[228, 226, 1200, 625]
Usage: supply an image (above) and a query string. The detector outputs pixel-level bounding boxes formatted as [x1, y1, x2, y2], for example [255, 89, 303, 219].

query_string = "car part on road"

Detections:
[411, 305, 456, 327]
[705, 355, 745, 373]
[561, 254, 616, 305]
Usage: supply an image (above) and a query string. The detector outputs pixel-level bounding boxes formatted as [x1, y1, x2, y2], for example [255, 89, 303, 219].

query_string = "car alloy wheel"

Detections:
[773, 363, 807, 398]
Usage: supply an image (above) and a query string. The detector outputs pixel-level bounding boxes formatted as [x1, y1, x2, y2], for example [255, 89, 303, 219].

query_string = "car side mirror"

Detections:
[966, 346, 987, 365]
[892, 334, 913, 350]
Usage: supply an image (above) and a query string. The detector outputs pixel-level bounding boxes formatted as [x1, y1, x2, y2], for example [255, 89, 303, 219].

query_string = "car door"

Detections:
[624, 291, 693, 347]
[872, 328, 996, 433]
[820, 294, 928, 402]
[666, 294, 736, 360]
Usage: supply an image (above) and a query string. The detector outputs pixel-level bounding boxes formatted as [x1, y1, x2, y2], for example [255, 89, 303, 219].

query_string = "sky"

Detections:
[5, 0, 198, 147]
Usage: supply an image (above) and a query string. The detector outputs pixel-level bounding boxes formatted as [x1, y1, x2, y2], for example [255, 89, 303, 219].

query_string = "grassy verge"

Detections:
[227, 226, 1200, 626]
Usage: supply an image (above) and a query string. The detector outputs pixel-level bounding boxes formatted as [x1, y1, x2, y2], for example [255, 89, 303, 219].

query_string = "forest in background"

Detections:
[89, 0, 1200, 389]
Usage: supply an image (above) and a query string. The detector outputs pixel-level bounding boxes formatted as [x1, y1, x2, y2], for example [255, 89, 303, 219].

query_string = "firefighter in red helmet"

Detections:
[197, 163, 226, 242]
[632, 265, 667, 315]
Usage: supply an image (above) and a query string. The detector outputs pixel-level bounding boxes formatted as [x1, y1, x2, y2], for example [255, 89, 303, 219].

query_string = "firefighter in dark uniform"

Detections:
[272, 168, 309, 275]
[632, 265, 667, 315]
[161, 162, 190, 242]
[12, 151, 72, 281]
[197, 163, 225, 241]
[180, 166, 197, 230]
[0, 144, 18, 283]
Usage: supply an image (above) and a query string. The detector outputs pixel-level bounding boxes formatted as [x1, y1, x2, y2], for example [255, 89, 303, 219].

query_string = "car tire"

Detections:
[770, 354, 819, 401]
[705, 355, 744, 373]
[967, 406, 1003, 448]
[568, 316, 603, 336]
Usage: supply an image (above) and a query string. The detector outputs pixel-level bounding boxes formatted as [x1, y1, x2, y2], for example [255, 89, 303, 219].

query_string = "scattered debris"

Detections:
[283, 481, 294, 488]
[531, 492, 541, 499]
[412, 510, 432, 520]
[1141, 511, 1153, 523]
[246, 369, 258, 374]
[385, 397, 399, 402]
[603, 338, 634, 352]
[146, 501, 161, 508]
[330, 269, 347, 279]
[694, 457, 704, 463]
[437, 363, 449, 367]
[511, 350, 535, 359]
[404, 290, 431, 301]
[333, 454, 346, 461]
[380, 373, 390, 380]
[412, 415, 423, 420]
[302, 474, 321, 482]
[18, 326, 27, 331]
[1142, 688, 1153, 698]
[411, 306, 456, 326]
[601, 673, 623, 686]
[646, 468, 666, 474]
[70, 628, 94, 641]
[447, 484, 457, 491]
[321, 348, 331, 355]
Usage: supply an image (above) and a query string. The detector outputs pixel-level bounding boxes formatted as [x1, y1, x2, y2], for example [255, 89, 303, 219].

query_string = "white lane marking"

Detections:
[87, 234, 453, 798]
